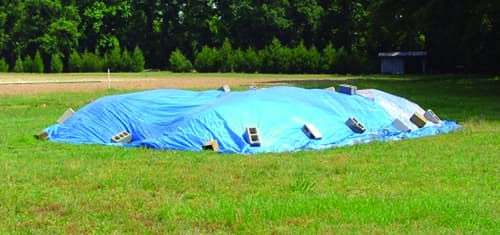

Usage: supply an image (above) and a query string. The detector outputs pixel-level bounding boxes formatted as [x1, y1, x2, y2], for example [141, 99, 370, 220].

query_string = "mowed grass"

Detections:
[0, 74, 499, 233]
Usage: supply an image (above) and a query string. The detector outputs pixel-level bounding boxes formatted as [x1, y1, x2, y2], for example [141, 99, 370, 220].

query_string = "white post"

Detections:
[107, 68, 111, 89]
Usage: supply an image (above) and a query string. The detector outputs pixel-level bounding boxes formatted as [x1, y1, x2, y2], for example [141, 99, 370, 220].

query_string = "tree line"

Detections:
[0, 0, 498, 74]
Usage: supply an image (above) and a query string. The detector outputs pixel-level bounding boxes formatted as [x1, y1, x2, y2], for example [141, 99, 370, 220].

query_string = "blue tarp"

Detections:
[44, 86, 461, 153]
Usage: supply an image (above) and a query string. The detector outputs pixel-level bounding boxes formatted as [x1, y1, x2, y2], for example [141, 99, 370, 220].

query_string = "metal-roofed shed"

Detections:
[378, 51, 427, 74]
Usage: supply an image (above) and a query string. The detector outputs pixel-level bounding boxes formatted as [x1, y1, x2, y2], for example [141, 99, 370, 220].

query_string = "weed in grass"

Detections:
[290, 178, 317, 194]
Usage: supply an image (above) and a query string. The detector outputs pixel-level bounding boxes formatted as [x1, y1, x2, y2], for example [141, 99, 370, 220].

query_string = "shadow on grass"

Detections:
[261, 75, 500, 122]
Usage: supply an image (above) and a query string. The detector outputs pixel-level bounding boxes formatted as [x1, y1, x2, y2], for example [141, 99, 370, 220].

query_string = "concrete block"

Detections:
[338, 84, 357, 95]
[245, 127, 261, 146]
[57, 108, 75, 124]
[303, 123, 322, 139]
[345, 117, 366, 133]
[410, 112, 427, 128]
[203, 140, 220, 152]
[219, 84, 231, 93]
[35, 131, 49, 140]
[111, 131, 132, 143]
[392, 118, 410, 132]
[424, 109, 441, 124]
[325, 86, 336, 92]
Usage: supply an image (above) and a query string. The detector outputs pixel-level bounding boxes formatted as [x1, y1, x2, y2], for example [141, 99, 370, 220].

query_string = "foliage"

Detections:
[130, 46, 145, 72]
[0, 0, 498, 73]
[218, 38, 233, 72]
[243, 48, 261, 73]
[49, 54, 63, 73]
[120, 49, 133, 72]
[230, 48, 245, 73]
[289, 43, 309, 73]
[104, 47, 122, 72]
[32, 51, 44, 73]
[0, 75, 499, 233]
[68, 51, 81, 72]
[231, 48, 260, 73]
[275, 45, 293, 73]
[320, 43, 337, 73]
[334, 47, 374, 74]
[194, 46, 219, 72]
[169, 49, 193, 72]
[13, 57, 24, 73]
[80, 51, 103, 72]
[289, 43, 320, 73]
[66, 47, 145, 73]
[23, 55, 33, 73]
[260, 38, 288, 73]
[177, 40, 373, 74]
[0, 58, 9, 72]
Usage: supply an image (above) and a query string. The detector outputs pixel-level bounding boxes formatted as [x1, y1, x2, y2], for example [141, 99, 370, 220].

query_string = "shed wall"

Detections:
[381, 58, 404, 74]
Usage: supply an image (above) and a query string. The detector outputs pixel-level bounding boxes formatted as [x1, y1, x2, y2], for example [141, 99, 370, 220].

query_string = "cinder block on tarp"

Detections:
[219, 84, 231, 93]
[245, 127, 261, 146]
[410, 112, 427, 128]
[203, 140, 220, 152]
[392, 118, 410, 132]
[325, 86, 336, 92]
[57, 108, 75, 124]
[35, 131, 49, 140]
[345, 117, 366, 133]
[303, 123, 322, 139]
[424, 109, 441, 124]
[111, 131, 132, 143]
[338, 84, 357, 95]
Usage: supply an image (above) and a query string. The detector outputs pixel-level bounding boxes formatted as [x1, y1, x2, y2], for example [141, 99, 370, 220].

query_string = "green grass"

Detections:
[0, 74, 499, 233]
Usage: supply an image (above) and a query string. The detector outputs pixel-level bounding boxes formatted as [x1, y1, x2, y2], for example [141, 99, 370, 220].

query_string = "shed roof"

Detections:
[378, 51, 427, 57]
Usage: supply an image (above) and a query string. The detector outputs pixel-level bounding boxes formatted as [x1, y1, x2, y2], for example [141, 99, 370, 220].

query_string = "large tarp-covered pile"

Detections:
[44, 86, 460, 153]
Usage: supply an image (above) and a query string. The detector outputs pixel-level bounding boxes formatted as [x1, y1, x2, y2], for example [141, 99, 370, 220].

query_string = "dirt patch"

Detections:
[0, 78, 266, 95]
[0, 75, 346, 95]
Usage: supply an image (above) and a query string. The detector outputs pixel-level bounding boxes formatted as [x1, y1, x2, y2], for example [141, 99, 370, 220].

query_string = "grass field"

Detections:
[0, 73, 499, 233]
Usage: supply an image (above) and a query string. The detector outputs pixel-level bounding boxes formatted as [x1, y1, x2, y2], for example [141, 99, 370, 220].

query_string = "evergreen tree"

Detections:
[50, 54, 63, 73]
[218, 38, 233, 72]
[121, 49, 133, 72]
[194, 46, 219, 72]
[13, 57, 24, 73]
[320, 43, 337, 73]
[130, 46, 145, 72]
[0, 58, 9, 72]
[81, 50, 104, 72]
[232, 47, 260, 73]
[33, 51, 45, 73]
[290, 42, 309, 73]
[305, 45, 321, 73]
[260, 38, 292, 73]
[23, 56, 33, 73]
[244, 48, 260, 73]
[260, 38, 282, 73]
[169, 49, 193, 72]
[230, 48, 245, 73]
[68, 51, 82, 72]
[105, 47, 121, 72]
